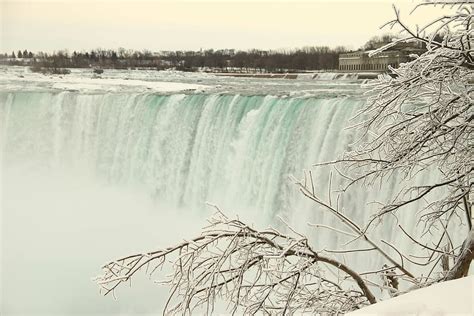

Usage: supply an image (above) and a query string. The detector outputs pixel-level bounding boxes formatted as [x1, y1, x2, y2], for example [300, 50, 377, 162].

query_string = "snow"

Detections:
[348, 276, 474, 316]
[0, 67, 208, 93]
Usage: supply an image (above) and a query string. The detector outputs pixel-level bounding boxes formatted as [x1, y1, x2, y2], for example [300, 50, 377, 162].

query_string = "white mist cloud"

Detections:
[2, 165, 203, 314]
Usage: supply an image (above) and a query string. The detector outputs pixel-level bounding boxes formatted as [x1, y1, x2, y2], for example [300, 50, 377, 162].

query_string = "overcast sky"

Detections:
[1, 0, 444, 53]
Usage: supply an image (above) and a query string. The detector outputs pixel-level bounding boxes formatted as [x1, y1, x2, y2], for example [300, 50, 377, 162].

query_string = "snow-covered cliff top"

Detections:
[348, 276, 473, 316]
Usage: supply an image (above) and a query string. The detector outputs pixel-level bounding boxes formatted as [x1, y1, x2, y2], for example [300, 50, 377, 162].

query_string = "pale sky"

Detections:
[0, 0, 445, 53]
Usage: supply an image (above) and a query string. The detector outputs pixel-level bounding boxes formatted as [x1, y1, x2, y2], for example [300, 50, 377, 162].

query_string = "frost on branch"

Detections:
[94, 1, 473, 313]
[94, 210, 375, 315]
[328, 0, 473, 233]
[318, 0, 473, 284]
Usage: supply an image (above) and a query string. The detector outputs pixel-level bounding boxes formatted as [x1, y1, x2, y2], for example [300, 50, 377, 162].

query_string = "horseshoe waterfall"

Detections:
[0, 74, 434, 314]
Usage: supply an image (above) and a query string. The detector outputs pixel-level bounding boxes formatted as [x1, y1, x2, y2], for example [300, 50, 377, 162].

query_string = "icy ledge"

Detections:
[50, 77, 208, 93]
[348, 276, 473, 315]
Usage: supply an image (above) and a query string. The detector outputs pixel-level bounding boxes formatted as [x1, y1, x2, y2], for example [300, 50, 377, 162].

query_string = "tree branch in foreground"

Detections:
[94, 209, 376, 315]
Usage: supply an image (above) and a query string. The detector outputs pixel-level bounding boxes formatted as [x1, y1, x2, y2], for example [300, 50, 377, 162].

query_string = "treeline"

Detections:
[1, 46, 349, 72]
[2, 50, 35, 59]
[166, 46, 348, 72]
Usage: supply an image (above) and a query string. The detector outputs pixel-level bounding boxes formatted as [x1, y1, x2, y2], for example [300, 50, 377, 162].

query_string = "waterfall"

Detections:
[0, 90, 443, 314]
[1, 91, 365, 218]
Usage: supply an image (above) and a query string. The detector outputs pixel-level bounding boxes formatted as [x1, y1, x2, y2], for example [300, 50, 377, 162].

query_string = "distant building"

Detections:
[339, 42, 425, 72]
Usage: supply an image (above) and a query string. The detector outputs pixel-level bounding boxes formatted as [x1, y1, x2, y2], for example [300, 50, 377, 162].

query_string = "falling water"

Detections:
[0, 88, 443, 314]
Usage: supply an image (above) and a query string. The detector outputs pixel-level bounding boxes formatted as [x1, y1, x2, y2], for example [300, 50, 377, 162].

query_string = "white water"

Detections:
[0, 73, 446, 314]
[310, 72, 359, 80]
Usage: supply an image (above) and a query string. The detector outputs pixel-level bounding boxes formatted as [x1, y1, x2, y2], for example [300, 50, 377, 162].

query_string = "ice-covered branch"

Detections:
[94, 212, 376, 314]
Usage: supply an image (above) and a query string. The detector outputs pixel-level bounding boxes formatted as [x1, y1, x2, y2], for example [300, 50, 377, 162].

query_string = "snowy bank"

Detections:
[348, 276, 474, 315]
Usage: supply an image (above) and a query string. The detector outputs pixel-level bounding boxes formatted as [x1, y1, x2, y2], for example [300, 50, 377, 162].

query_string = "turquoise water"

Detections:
[0, 89, 439, 314]
[1, 92, 362, 220]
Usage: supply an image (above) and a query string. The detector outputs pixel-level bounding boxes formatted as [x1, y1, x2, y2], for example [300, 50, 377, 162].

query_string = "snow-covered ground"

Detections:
[348, 276, 474, 316]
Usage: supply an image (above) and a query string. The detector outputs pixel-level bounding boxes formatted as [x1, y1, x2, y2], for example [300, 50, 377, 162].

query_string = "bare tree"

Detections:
[95, 208, 376, 314]
[329, 0, 473, 279]
[94, 0, 473, 314]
